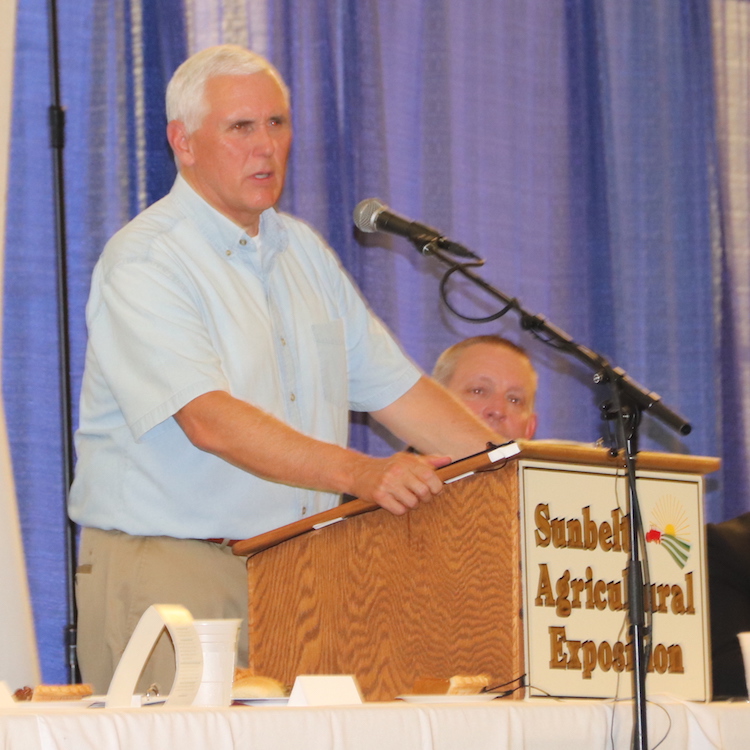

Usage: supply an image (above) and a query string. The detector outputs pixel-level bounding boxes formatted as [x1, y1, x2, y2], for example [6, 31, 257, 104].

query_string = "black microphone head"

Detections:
[353, 198, 386, 233]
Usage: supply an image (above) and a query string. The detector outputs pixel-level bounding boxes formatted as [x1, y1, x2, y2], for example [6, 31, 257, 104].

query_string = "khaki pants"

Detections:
[76, 527, 249, 695]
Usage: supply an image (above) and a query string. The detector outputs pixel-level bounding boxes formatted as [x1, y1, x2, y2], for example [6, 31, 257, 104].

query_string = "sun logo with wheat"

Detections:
[644, 495, 691, 568]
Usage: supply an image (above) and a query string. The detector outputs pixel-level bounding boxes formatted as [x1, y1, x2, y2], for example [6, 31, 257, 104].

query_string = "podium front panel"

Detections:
[245, 467, 524, 701]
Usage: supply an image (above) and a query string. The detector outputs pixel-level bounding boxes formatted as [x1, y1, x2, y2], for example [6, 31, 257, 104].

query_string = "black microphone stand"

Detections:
[413, 238, 691, 750]
[46, 0, 79, 683]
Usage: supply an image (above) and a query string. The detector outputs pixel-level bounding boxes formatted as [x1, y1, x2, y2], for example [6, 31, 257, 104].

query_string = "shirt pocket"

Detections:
[312, 318, 348, 408]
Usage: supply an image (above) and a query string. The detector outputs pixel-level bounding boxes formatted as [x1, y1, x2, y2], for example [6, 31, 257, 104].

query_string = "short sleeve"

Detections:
[87, 257, 230, 440]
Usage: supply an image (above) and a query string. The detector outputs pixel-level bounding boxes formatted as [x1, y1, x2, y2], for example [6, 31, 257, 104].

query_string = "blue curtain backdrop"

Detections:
[6, 0, 729, 682]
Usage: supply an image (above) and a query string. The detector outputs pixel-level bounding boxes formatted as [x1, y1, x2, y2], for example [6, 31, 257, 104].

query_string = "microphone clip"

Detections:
[419, 237, 485, 264]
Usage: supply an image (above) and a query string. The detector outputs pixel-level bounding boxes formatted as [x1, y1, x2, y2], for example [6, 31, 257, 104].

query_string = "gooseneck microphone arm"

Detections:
[360, 215, 691, 436]
[355, 199, 691, 750]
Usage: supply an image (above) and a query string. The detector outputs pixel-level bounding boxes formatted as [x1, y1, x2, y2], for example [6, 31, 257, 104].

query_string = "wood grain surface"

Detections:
[246, 466, 524, 701]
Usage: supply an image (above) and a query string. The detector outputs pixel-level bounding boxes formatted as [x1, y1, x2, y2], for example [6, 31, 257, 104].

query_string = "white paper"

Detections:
[287, 675, 363, 706]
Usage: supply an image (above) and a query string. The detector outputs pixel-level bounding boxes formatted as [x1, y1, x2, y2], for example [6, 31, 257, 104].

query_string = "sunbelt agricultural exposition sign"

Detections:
[519, 461, 709, 700]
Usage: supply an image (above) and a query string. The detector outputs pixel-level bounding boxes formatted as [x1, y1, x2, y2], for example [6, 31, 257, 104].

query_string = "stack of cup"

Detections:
[192, 618, 242, 707]
[738, 632, 750, 698]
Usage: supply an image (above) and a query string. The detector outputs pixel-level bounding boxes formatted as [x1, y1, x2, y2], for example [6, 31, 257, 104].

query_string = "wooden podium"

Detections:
[232, 442, 719, 701]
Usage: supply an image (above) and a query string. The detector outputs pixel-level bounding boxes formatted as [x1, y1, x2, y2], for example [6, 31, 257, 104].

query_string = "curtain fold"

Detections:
[712, 0, 750, 521]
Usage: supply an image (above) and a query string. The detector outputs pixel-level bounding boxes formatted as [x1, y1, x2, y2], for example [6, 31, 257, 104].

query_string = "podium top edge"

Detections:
[515, 439, 721, 474]
[231, 441, 720, 557]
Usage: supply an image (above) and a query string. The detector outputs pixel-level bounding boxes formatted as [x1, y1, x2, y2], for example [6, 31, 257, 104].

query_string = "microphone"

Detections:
[353, 198, 481, 260]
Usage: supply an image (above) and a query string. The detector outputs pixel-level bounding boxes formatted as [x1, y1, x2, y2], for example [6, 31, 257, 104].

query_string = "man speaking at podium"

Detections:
[69, 45, 504, 693]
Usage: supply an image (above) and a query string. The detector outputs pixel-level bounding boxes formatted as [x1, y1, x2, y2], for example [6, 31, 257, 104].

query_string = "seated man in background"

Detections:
[433, 335, 537, 440]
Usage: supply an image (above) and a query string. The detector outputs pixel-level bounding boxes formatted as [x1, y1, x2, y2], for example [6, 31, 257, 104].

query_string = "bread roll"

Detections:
[411, 674, 490, 695]
[446, 674, 491, 695]
[232, 670, 288, 699]
[31, 683, 93, 701]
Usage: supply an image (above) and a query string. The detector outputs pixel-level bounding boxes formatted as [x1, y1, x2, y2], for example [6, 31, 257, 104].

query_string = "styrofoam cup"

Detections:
[193, 680, 232, 708]
[737, 632, 750, 697]
[192, 619, 241, 707]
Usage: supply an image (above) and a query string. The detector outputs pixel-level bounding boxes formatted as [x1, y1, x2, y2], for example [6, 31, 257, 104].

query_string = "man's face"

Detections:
[170, 71, 292, 235]
[445, 343, 537, 440]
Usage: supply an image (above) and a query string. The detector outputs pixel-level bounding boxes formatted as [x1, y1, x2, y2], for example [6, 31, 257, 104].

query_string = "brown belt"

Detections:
[204, 538, 242, 548]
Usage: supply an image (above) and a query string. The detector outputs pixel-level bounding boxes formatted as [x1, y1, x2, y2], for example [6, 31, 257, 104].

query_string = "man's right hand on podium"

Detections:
[344, 452, 452, 516]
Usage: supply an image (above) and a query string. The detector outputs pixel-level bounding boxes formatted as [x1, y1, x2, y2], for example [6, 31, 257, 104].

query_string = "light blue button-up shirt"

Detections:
[69, 176, 421, 539]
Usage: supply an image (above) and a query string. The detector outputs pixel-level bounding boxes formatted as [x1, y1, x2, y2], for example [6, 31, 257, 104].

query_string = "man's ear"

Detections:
[524, 413, 538, 440]
[167, 120, 194, 168]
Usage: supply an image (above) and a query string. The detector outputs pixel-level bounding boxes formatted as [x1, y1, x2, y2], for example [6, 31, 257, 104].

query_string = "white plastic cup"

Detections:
[192, 618, 241, 707]
[737, 632, 750, 697]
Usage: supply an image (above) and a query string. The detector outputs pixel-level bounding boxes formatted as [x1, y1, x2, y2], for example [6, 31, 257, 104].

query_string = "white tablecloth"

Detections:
[2, 696, 749, 750]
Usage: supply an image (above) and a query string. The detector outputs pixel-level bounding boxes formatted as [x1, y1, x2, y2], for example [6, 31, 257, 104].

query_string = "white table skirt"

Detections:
[2, 696, 749, 750]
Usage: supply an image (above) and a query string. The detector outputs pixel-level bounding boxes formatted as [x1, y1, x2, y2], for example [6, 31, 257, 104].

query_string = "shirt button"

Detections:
[280, 337, 286, 346]
[301, 507, 307, 516]
[290, 393, 296, 402]
[225, 250, 231, 256]
[239, 238, 247, 246]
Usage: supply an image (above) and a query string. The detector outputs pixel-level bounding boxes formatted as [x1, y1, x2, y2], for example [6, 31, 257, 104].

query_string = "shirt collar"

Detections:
[170, 174, 288, 263]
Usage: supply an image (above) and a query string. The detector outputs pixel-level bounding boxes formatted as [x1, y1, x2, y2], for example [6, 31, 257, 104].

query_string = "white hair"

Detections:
[433, 335, 538, 406]
[166, 44, 290, 133]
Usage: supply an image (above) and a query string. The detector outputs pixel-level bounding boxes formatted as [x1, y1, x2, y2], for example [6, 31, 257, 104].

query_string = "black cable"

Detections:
[483, 673, 526, 693]
[438, 261, 520, 324]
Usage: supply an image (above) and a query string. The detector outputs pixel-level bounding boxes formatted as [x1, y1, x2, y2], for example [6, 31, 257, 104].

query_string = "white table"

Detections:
[2, 696, 749, 750]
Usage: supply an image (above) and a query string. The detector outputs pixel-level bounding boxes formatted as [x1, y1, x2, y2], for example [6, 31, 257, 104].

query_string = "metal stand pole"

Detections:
[607, 379, 649, 750]
[46, 0, 79, 684]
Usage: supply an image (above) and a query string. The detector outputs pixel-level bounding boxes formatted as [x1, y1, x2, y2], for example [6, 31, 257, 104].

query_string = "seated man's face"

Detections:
[444, 343, 537, 440]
